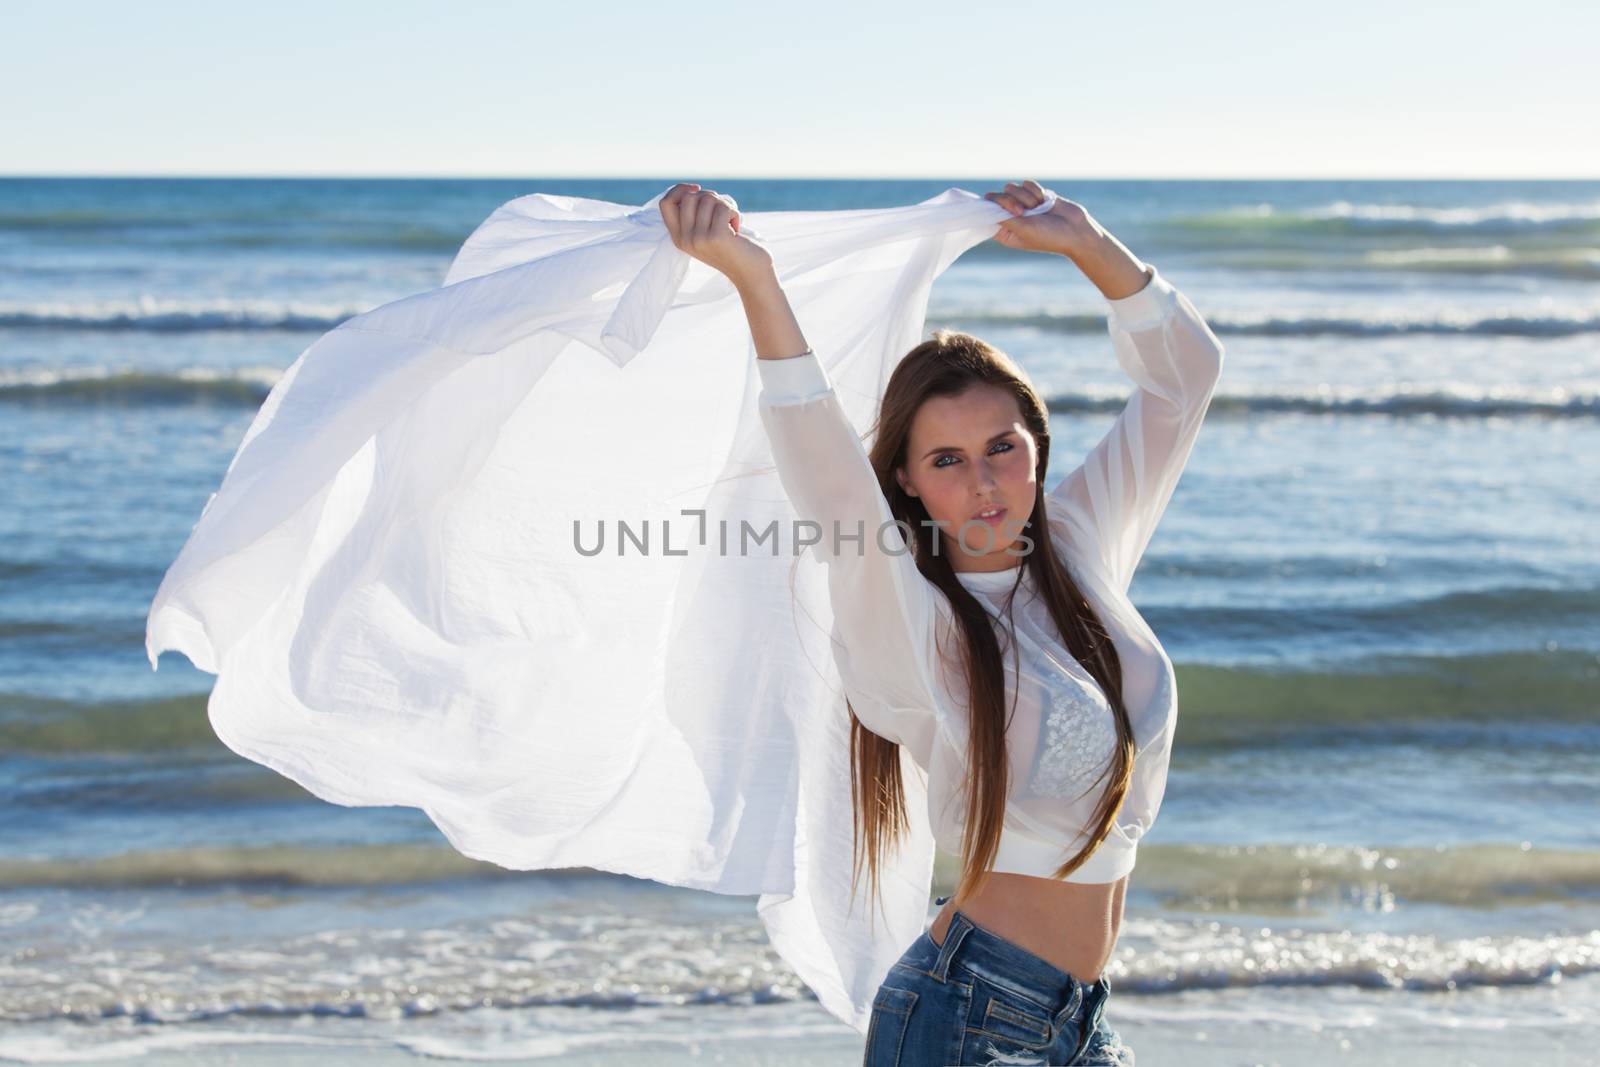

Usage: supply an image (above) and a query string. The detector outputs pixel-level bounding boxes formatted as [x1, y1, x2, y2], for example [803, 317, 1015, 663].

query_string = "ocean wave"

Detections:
[0, 209, 187, 233]
[4, 649, 1594, 759]
[0, 298, 366, 332]
[0, 841, 519, 889]
[0, 366, 280, 405]
[1127, 841, 1600, 914]
[935, 304, 1600, 338]
[1173, 198, 1600, 237]
[1167, 647, 1600, 745]
[9, 297, 1598, 341]
[1361, 244, 1600, 281]
[5, 839, 1595, 912]
[0, 209, 468, 251]
[0, 846, 1596, 1030]
[203, 227, 467, 252]
[8, 364, 1594, 418]
[1185, 245, 1600, 281]
[1044, 382, 1600, 418]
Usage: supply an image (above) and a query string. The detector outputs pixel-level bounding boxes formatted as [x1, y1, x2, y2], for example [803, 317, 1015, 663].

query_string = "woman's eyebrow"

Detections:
[920, 429, 1015, 460]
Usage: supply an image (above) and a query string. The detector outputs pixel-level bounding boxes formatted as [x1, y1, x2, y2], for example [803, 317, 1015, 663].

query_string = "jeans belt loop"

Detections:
[930, 912, 974, 982]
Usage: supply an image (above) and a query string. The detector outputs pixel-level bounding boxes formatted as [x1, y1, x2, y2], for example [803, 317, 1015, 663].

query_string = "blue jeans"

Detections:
[863, 895, 1134, 1065]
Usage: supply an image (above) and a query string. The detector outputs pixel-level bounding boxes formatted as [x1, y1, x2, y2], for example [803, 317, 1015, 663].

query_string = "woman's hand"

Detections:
[984, 179, 1095, 256]
[658, 183, 774, 290]
[659, 183, 806, 359]
[988, 179, 1153, 300]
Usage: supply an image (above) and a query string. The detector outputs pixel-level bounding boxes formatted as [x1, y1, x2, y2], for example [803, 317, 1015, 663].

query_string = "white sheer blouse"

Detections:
[756, 263, 1225, 883]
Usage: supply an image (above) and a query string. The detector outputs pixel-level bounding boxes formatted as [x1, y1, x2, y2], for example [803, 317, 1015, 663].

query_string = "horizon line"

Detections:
[2, 172, 1597, 183]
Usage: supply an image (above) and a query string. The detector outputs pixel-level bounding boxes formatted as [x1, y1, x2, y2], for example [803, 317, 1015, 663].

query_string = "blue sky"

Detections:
[3, 0, 1593, 178]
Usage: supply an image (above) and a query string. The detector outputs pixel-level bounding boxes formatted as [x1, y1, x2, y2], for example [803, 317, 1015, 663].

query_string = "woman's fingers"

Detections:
[713, 198, 738, 236]
[658, 186, 770, 283]
[981, 180, 1082, 255]
[694, 193, 739, 242]
[986, 180, 1047, 214]
[693, 190, 721, 238]
[658, 183, 703, 244]
[660, 185, 744, 254]
[659, 186, 685, 240]
[1004, 180, 1044, 210]
[984, 190, 1022, 214]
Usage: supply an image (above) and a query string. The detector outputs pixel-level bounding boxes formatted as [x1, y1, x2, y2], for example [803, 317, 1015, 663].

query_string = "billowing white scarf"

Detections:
[146, 184, 1033, 1033]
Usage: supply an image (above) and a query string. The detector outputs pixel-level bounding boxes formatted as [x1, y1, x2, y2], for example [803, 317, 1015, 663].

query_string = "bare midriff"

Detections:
[927, 870, 1129, 985]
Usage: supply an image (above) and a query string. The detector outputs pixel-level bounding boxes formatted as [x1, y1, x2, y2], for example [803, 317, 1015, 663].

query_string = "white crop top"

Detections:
[755, 263, 1225, 884]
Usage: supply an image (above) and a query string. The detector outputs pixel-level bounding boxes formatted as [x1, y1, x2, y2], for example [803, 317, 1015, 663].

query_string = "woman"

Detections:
[659, 179, 1224, 1066]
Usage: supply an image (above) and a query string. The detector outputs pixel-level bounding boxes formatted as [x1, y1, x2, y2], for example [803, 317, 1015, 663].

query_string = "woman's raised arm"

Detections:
[1043, 264, 1225, 594]
[987, 181, 1226, 594]
[658, 183, 944, 748]
[753, 345, 946, 748]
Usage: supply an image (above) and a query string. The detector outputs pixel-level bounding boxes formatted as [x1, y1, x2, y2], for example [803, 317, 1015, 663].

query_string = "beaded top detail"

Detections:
[1030, 676, 1119, 801]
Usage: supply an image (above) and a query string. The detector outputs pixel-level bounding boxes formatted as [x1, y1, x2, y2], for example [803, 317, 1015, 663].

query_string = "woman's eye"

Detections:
[932, 442, 1013, 469]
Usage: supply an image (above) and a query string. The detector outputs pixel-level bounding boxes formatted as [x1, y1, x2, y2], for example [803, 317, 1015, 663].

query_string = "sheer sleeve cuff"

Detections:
[756, 351, 833, 405]
[1105, 264, 1179, 333]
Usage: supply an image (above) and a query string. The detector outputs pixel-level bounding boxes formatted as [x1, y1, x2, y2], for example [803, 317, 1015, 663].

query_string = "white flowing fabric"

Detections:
[145, 184, 1054, 1034]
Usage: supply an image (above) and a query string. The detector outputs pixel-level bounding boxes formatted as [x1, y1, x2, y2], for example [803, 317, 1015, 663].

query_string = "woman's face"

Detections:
[894, 383, 1039, 572]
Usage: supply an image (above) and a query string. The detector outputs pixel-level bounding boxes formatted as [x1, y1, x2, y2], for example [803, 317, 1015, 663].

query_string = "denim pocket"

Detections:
[976, 991, 1053, 1051]
[863, 985, 918, 1067]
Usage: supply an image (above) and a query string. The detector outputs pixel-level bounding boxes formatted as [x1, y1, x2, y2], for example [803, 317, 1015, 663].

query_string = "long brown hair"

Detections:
[849, 329, 1136, 917]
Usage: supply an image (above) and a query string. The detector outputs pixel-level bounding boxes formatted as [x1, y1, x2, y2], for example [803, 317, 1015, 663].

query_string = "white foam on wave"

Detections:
[0, 296, 370, 331]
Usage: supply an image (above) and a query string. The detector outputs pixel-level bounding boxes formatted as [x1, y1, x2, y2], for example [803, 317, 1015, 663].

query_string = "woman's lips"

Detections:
[971, 506, 1007, 528]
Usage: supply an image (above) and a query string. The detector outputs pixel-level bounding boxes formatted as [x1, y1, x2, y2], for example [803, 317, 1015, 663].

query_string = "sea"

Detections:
[1, 177, 1597, 1064]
